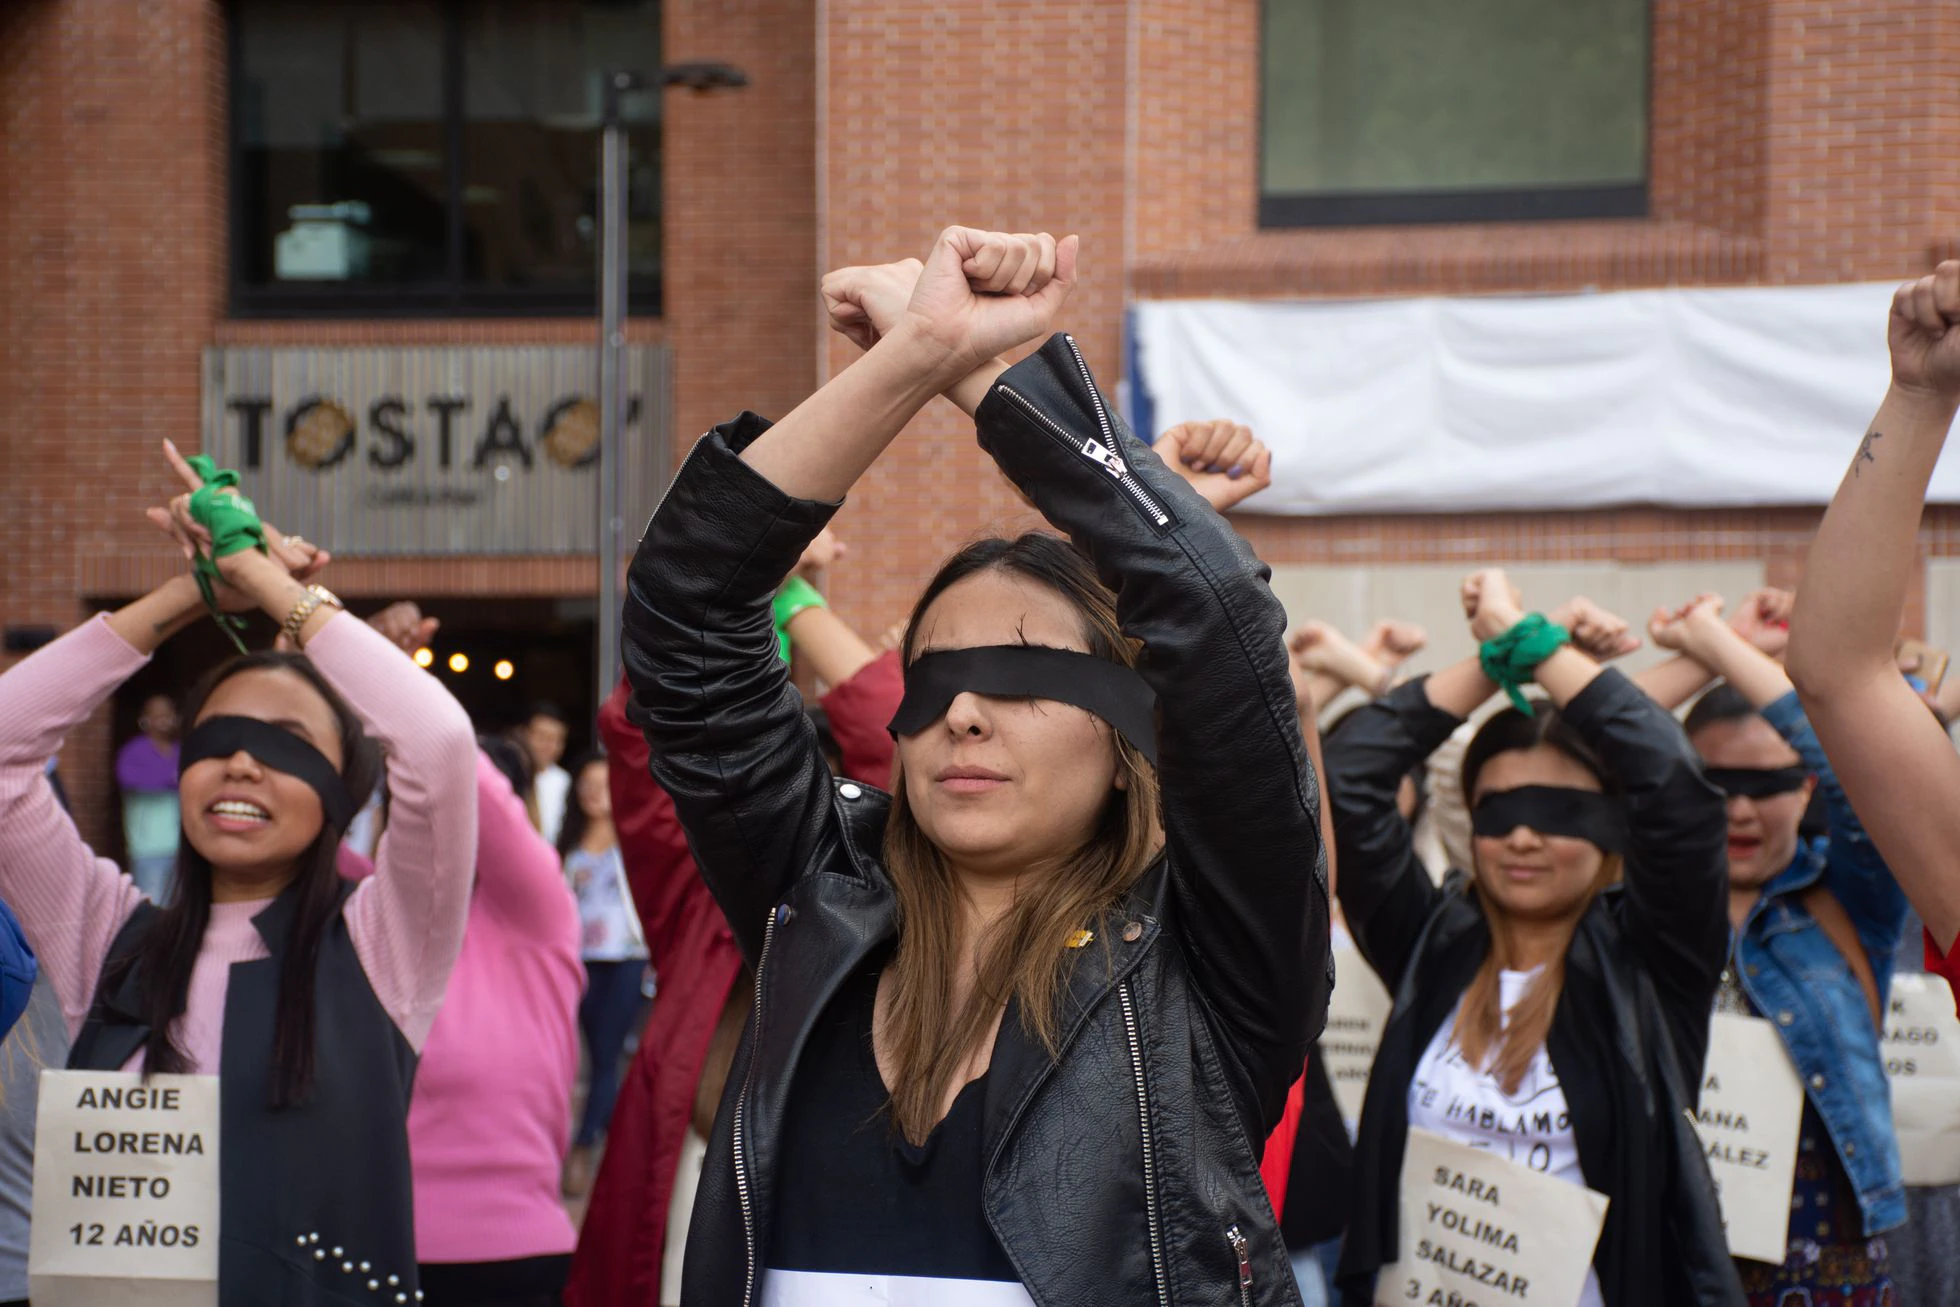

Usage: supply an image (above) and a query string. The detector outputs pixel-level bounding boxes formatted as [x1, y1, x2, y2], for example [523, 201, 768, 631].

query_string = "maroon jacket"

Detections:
[566, 651, 902, 1305]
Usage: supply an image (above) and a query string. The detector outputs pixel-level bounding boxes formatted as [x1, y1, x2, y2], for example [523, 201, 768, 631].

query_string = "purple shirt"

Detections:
[114, 736, 177, 794]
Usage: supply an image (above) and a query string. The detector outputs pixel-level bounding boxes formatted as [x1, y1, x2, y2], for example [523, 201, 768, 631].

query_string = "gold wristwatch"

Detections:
[281, 584, 344, 647]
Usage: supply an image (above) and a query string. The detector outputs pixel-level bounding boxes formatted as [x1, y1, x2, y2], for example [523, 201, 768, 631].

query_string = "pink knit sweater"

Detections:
[0, 612, 477, 1067]
[340, 753, 585, 1263]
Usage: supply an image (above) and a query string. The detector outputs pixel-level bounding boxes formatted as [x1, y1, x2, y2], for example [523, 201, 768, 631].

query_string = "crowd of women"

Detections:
[0, 229, 1956, 1306]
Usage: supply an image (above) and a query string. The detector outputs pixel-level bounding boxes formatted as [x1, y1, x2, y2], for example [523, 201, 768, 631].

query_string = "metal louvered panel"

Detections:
[199, 345, 671, 556]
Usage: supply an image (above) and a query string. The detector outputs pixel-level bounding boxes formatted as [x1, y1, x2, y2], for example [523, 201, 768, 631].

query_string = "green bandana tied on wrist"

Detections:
[1478, 612, 1571, 717]
[771, 575, 827, 665]
[183, 454, 269, 655]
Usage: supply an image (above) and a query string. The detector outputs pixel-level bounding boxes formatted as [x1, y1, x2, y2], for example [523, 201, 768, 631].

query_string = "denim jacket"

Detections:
[1731, 691, 1909, 1235]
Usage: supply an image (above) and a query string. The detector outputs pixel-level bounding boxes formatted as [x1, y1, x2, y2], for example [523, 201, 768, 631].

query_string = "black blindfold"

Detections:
[179, 715, 359, 833]
[1471, 785, 1627, 855]
[1703, 766, 1811, 800]
[889, 645, 1159, 766]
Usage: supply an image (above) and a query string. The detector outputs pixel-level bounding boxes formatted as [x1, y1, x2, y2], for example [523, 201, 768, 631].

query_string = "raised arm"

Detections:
[1668, 598, 1908, 971]
[971, 332, 1328, 1127]
[622, 230, 1077, 966]
[1324, 679, 1463, 988]
[307, 613, 478, 1052]
[0, 615, 152, 1035]
[1789, 263, 1960, 953]
[0, 447, 345, 1037]
[1461, 575, 1730, 1010]
[156, 463, 482, 1054]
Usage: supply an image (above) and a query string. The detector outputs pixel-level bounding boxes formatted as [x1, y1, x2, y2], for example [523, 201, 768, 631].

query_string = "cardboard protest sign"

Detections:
[1325, 933, 1394, 1125]
[29, 1071, 219, 1307]
[1376, 1127, 1609, 1307]
[1883, 973, 1960, 1187]
[1693, 1013, 1803, 1264]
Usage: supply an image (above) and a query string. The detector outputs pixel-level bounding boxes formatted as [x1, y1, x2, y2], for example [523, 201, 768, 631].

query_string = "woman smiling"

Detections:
[0, 446, 476, 1305]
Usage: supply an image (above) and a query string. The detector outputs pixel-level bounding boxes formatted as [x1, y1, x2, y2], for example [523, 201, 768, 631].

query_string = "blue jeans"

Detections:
[575, 959, 647, 1148]
[1289, 1239, 1339, 1307]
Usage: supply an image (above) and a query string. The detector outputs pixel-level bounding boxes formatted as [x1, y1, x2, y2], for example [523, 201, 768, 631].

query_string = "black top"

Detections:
[766, 949, 1020, 1283]
[71, 883, 422, 1307]
[1326, 673, 1743, 1307]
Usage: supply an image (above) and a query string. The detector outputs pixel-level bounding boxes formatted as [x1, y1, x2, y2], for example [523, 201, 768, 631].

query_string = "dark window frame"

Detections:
[226, 0, 662, 319]
[1255, 0, 1654, 229]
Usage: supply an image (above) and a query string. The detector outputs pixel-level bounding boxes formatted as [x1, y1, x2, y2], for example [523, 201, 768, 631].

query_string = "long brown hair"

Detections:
[882, 533, 1161, 1144]
[1454, 707, 1620, 1094]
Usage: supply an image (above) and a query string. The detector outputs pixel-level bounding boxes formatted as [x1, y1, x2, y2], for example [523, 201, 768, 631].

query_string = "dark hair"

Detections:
[477, 732, 533, 798]
[526, 701, 568, 727]
[554, 749, 610, 862]
[1683, 683, 1758, 739]
[1461, 705, 1615, 805]
[119, 651, 382, 1109]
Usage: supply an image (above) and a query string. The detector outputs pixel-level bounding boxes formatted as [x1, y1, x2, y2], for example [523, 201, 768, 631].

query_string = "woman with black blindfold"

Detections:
[620, 231, 1328, 1306]
[1650, 591, 1908, 1306]
[1326, 569, 1739, 1307]
[0, 445, 477, 1304]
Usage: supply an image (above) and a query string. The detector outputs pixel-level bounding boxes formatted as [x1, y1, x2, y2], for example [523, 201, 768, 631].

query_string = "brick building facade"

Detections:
[4, 0, 1958, 849]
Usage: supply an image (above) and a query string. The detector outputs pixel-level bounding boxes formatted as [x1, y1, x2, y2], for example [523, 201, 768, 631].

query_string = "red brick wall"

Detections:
[803, 0, 1960, 658]
[9, 0, 1960, 844]
[0, 0, 818, 848]
[814, 0, 1133, 633]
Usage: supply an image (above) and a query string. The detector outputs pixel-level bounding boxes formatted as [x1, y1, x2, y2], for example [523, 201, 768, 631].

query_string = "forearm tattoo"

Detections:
[1855, 429, 1882, 475]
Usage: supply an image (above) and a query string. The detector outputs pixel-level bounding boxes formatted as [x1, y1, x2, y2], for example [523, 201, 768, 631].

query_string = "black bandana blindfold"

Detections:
[889, 646, 1159, 766]
[179, 715, 359, 833]
[1703, 766, 1811, 800]
[1471, 785, 1628, 855]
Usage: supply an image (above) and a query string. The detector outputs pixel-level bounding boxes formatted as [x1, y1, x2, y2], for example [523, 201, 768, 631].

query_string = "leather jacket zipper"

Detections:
[732, 908, 778, 1307]
[1227, 1224, 1253, 1306]
[1119, 981, 1170, 1307]
[994, 385, 1172, 529]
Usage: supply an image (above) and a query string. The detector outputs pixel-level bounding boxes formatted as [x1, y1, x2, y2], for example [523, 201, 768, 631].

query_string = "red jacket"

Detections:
[566, 652, 901, 1305]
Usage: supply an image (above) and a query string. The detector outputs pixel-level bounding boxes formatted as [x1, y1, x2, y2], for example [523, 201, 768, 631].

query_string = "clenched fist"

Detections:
[1462, 569, 1526, 643]
[1890, 260, 1960, 401]
[1154, 420, 1273, 513]
[823, 228, 1079, 381]
[1547, 596, 1641, 661]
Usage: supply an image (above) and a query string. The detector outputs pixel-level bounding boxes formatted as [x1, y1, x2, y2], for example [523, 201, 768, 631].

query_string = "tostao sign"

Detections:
[200, 346, 671, 555]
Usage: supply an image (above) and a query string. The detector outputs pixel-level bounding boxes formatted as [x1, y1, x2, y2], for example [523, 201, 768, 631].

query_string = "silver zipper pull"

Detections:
[1082, 438, 1127, 478]
[1227, 1224, 1252, 1291]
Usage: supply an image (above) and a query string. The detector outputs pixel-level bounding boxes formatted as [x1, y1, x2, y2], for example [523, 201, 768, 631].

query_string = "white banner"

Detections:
[1131, 283, 1960, 514]
[1377, 1127, 1609, 1307]
[1884, 973, 1960, 1187]
[29, 1071, 219, 1307]
[1693, 1013, 1804, 1264]
[1324, 930, 1393, 1125]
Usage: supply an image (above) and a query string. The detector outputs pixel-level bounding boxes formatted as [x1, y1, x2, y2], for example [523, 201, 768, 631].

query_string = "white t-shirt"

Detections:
[1408, 968, 1605, 1307]
[534, 763, 571, 846]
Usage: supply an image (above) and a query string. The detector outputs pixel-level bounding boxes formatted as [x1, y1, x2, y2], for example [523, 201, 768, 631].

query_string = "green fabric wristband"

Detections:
[771, 574, 827, 665]
[1478, 612, 1571, 717]
[183, 454, 269, 654]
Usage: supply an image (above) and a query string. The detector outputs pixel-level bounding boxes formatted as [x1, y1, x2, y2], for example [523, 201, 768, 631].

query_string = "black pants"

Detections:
[575, 958, 645, 1147]
[417, 1254, 570, 1306]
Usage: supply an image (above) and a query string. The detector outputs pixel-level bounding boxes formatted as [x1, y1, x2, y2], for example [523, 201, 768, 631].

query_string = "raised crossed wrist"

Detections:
[880, 319, 978, 392]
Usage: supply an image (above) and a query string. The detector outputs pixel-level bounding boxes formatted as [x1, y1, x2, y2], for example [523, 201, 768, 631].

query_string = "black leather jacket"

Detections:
[1326, 676, 1745, 1307]
[622, 333, 1331, 1306]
